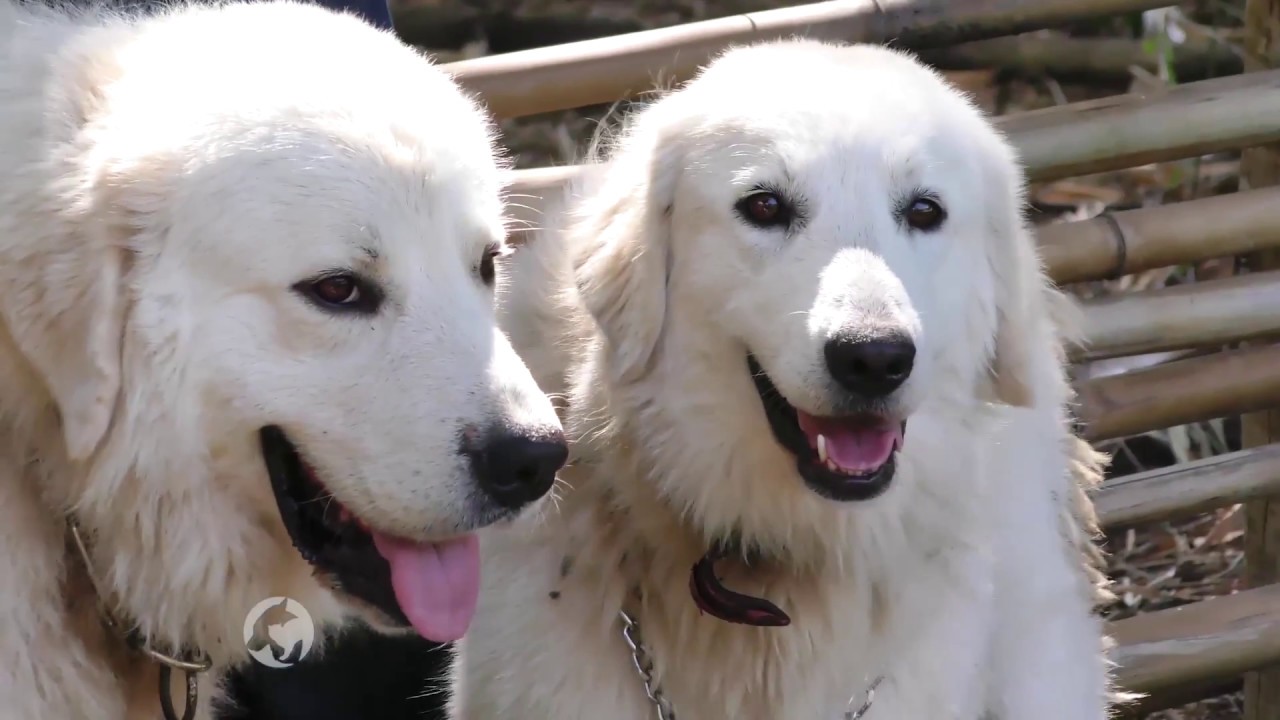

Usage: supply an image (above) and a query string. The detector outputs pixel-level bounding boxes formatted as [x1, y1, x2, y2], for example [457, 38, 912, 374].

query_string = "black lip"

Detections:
[259, 426, 410, 628]
[746, 355, 899, 502]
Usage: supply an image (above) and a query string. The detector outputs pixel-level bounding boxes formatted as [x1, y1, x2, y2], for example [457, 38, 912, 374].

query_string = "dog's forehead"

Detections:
[689, 109, 975, 198]
[682, 67, 977, 175]
[690, 44, 978, 145]
[167, 141, 503, 280]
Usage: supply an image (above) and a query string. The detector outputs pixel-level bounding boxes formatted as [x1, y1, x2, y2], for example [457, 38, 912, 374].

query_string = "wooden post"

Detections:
[1239, 1, 1280, 718]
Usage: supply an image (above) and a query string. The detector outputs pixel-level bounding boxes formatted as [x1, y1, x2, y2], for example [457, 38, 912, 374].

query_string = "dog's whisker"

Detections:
[298, 492, 337, 507]
[504, 202, 542, 218]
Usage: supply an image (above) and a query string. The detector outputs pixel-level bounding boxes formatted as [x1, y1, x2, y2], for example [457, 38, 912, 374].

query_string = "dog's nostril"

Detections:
[824, 334, 916, 399]
[471, 428, 568, 510]
[885, 356, 910, 379]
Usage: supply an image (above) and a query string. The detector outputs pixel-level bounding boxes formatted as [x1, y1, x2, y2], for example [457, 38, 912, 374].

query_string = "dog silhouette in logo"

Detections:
[246, 597, 311, 666]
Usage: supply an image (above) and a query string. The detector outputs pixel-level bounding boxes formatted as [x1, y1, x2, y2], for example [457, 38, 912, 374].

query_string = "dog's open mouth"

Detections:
[747, 355, 904, 502]
[259, 426, 480, 643]
[682, 357, 905, 628]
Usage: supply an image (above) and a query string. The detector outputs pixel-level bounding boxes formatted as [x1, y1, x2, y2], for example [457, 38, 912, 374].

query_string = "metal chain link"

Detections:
[70, 519, 210, 720]
[844, 675, 881, 720]
[620, 609, 678, 720]
[618, 609, 881, 720]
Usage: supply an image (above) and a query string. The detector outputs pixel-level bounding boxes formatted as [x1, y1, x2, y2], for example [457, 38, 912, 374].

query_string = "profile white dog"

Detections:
[452, 40, 1115, 719]
[0, 2, 565, 719]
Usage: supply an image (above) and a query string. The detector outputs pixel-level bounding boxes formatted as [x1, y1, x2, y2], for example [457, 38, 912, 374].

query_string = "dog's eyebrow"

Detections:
[352, 225, 382, 260]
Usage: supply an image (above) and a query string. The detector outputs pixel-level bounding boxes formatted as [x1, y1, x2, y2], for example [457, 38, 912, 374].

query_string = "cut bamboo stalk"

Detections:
[1109, 584, 1280, 697]
[1038, 187, 1280, 285]
[1076, 271, 1280, 360]
[917, 34, 1243, 83]
[1006, 68, 1280, 181]
[444, 0, 1180, 119]
[503, 69, 1280, 220]
[1074, 344, 1280, 442]
[1095, 444, 1280, 529]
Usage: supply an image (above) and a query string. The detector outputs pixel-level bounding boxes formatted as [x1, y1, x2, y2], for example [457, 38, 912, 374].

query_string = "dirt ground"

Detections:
[398, 1, 1266, 717]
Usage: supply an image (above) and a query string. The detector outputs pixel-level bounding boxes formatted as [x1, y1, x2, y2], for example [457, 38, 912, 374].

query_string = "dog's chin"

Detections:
[746, 355, 904, 502]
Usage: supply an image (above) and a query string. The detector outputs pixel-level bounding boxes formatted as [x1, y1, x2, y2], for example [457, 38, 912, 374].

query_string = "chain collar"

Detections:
[68, 519, 212, 720]
[618, 608, 882, 720]
[620, 609, 678, 720]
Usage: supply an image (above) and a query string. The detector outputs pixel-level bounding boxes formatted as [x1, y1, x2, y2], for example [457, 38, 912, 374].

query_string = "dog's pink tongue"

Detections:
[797, 412, 901, 471]
[371, 531, 480, 643]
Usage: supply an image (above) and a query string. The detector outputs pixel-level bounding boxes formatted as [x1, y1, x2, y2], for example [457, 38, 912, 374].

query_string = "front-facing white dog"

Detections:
[0, 2, 565, 719]
[452, 41, 1113, 719]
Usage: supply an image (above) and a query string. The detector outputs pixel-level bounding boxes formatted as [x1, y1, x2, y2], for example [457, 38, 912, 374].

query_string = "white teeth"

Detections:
[824, 456, 880, 477]
[817, 433, 829, 464]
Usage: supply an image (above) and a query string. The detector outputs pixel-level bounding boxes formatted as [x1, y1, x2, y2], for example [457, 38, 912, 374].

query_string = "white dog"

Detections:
[452, 40, 1114, 719]
[0, 2, 565, 718]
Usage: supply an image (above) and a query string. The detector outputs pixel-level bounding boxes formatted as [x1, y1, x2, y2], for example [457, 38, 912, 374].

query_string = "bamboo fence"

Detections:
[449, 0, 1280, 714]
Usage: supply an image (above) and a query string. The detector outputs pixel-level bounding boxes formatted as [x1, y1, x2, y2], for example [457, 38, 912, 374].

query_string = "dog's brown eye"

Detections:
[904, 197, 945, 232]
[478, 244, 501, 287]
[736, 191, 791, 229]
[295, 272, 381, 314]
[312, 275, 359, 304]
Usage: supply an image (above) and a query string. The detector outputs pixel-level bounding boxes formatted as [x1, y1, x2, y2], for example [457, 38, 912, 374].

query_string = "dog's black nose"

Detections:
[824, 334, 916, 399]
[471, 428, 568, 509]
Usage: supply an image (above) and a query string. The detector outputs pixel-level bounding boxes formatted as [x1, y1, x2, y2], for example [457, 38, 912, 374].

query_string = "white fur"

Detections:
[453, 41, 1112, 719]
[0, 2, 559, 718]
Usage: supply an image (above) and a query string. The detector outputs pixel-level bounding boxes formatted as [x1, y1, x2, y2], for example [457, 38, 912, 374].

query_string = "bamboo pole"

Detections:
[1076, 271, 1280, 360]
[1074, 344, 1280, 442]
[503, 69, 1280, 221]
[1095, 443, 1280, 529]
[1005, 68, 1280, 180]
[917, 34, 1243, 83]
[1038, 187, 1280, 285]
[408, 9, 1244, 84]
[442, 0, 1180, 119]
[1109, 584, 1280, 698]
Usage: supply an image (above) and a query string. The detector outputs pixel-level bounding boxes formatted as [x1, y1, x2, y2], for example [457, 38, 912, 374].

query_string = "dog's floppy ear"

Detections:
[988, 237, 1045, 408]
[0, 58, 135, 462]
[574, 122, 686, 385]
[984, 156, 1064, 409]
[1, 203, 130, 462]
